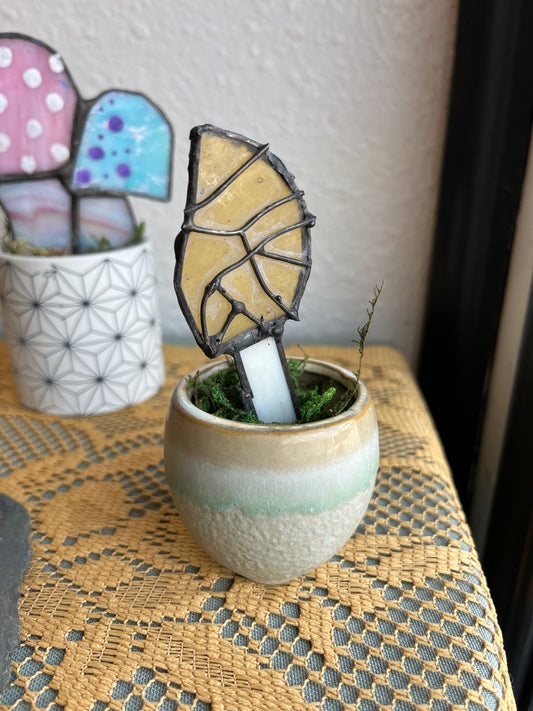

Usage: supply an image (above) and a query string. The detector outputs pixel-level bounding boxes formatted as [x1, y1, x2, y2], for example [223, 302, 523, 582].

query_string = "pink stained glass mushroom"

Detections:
[0, 36, 78, 177]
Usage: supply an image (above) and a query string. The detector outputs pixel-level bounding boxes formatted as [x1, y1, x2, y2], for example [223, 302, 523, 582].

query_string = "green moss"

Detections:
[187, 357, 354, 425]
[1, 220, 147, 256]
[187, 361, 262, 423]
[86, 235, 113, 253]
[1, 236, 68, 256]
[86, 222, 146, 253]
[132, 221, 146, 244]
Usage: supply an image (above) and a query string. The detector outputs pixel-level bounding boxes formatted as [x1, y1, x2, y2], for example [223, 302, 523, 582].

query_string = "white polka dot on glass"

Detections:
[46, 92, 64, 112]
[0, 93, 7, 113]
[26, 119, 44, 139]
[48, 54, 65, 74]
[23, 67, 42, 88]
[21, 155, 36, 173]
[0, 133, 11, 152]
[50, 143, 70, 163]
[0, 46, 12, 68]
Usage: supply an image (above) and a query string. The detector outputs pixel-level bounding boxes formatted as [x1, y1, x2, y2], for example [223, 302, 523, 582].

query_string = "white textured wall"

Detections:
[1, 0, 458, 365]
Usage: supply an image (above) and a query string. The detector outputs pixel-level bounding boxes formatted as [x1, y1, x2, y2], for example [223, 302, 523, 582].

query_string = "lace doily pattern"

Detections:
[0, 344, 515, 710]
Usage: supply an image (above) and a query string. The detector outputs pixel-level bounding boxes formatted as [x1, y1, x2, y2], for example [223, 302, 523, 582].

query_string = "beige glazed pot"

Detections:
[164, 358, 379, 585]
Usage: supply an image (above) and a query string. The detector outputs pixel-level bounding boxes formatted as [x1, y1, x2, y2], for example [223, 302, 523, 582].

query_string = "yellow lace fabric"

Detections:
[0, 343, 515, 710]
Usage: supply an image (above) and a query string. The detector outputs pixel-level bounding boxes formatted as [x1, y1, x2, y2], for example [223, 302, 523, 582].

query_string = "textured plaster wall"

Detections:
[1, 0, 458, 365]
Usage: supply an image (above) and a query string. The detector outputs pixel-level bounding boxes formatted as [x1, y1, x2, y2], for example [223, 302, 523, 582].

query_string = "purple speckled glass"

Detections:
[75, 169, 91, 185]
[71, 90, 171, 199]
[116, 164, 131, 178]
[88, 146, 105, 160]
[108, 115, 124, 133]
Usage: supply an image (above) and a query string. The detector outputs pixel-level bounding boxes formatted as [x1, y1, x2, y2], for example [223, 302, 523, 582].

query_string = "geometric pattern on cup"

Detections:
[0, 246, 164, 414]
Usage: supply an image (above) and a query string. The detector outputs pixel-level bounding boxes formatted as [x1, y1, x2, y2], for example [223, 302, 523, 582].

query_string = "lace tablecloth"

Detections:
[0, 343, 515, 710]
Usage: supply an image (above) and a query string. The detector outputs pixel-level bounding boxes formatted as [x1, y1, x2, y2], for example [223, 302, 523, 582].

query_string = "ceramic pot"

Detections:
[0, 242, 164, 415]
[164, 357, 379, 584]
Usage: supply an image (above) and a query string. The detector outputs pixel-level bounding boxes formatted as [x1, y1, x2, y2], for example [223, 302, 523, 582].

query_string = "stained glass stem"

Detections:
[70, 192, 80, 255]
[235, 337, 299, 424]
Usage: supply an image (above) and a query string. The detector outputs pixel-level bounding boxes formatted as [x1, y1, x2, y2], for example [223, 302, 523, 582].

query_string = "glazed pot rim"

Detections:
[171, 356, 372, 433]
[0, 239, 150, 262]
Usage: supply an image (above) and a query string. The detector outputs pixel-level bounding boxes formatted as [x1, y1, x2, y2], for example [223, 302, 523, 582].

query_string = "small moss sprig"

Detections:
[329, 281, 384, 416]
[132, 221, 146, 244]
[353, 281, 384, 391]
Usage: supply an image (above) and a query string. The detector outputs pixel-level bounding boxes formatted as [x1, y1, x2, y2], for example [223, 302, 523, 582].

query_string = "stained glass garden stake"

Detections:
[174, 125, 315, 424]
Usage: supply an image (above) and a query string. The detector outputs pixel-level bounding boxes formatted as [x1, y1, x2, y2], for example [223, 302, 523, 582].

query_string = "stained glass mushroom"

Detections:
[0, 35, 77, 178]
[0, 34, 172, 255]
[70, 90, 172, 200]
[174, 125, 315, 423]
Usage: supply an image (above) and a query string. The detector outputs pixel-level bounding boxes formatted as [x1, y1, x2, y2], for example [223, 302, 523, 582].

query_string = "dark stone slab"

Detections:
[0, 495, 31, 692]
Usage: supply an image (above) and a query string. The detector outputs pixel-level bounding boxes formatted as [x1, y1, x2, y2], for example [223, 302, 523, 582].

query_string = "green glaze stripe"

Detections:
[170, 447, 380, 518]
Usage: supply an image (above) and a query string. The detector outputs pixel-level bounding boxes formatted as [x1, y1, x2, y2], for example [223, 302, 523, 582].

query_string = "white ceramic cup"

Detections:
[0, 242, 164, 415]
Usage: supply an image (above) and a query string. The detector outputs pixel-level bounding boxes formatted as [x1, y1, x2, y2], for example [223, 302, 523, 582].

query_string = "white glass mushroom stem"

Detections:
[238, 337, 297, 424]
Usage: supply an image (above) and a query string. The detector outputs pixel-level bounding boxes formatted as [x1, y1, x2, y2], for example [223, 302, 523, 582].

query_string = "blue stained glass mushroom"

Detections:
[70, 91, 172, 200]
